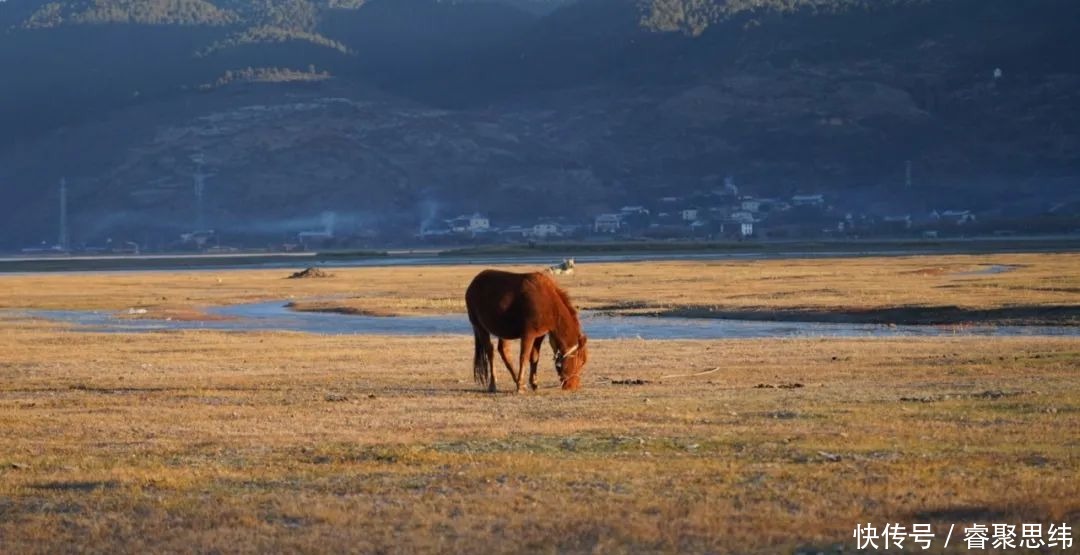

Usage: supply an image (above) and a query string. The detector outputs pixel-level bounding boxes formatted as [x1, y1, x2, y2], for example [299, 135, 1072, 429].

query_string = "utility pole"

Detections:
[59, 177, 69, 251]
[192, 154, 213, 231]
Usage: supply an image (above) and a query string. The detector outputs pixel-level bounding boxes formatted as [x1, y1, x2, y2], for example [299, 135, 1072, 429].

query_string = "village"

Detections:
[20, 174, 1068, 255]
[413, 177, 988, 247]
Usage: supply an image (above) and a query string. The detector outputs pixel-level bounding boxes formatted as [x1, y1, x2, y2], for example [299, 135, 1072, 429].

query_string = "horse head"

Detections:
[555, 334, 588, 390]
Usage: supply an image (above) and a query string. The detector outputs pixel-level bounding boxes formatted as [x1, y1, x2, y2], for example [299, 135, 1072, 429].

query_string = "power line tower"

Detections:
[58, 177, 69, 251]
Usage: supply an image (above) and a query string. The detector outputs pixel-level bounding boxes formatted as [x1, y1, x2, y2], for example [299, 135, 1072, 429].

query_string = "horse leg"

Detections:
[497, 338, 519, 386]
[528, 336, 545, 391]
[515, 335, 536, 394]
[484, 335, 497, 393]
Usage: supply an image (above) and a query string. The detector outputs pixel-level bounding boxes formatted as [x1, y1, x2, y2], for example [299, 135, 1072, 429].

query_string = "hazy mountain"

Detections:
[1, 0, 1078, 247]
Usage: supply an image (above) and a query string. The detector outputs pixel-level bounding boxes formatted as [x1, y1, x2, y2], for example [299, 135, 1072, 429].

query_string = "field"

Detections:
[0, 253, 1077, 553]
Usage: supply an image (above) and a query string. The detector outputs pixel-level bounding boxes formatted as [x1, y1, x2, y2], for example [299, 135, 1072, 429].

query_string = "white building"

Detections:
[740, 199, 764, 213]
[443, 213, 490, 234]
[468, 213, 490, 232]
[730, 210, 755, 224]
[594, 214, 622, 233]
[792, 194, 825, 207]
[530, 222, 560, 238]
[933, 210, 977, 225]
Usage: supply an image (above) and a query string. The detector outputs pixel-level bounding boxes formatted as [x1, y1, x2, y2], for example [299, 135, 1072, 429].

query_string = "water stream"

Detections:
[15, 301, 1077, 339]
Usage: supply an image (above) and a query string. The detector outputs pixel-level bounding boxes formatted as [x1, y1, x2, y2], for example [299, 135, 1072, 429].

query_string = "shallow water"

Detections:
[15, 301, 1078, 339]
[955, 264, 1019, 276]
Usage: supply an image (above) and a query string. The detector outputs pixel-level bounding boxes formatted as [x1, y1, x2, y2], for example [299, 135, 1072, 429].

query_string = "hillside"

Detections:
[1, 0, 1078, 248]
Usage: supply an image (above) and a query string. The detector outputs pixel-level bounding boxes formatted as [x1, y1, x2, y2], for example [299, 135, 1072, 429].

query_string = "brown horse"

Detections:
[466, 269, 589, 393]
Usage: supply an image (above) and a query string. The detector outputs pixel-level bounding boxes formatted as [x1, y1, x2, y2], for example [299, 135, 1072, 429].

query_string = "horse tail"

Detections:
[472, 325, 491, 387]
[466, 281, 492, 388]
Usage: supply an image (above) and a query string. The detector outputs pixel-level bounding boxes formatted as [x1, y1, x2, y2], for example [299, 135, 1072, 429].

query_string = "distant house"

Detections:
[468, 213, 490, 232]
[730, 210, 755, 224]
[181, 230, 216, 248]
[445, 217, 470, 234]
[443, 213, 490, 234]
[594, 214, 622, 233]
[619, 206, 649, 216]
[792, 194, 825, 207]
[529, 222, 560, 238]
[716, 221, 754, 238]
[933, 210, 977, 225]
[681, 209, 699, 221]
[882, 215, 913, 229]
[740, 199, 763, 213]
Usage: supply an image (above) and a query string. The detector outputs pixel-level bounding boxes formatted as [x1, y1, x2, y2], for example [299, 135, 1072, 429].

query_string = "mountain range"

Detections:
[1, 0, 1078, 248]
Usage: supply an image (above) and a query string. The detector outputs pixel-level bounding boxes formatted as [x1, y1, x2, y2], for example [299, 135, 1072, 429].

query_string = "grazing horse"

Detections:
[466, 269, 589, 393]
[545, 258, 575, 276]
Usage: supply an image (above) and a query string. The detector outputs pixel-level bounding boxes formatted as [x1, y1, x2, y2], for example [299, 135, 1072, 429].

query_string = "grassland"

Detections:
[1, 252, 1075, 325]
[0, 253, 1077, 553]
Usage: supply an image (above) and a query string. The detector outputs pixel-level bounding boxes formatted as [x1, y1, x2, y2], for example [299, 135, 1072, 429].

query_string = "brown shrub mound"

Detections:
[288, 267, 332, 279]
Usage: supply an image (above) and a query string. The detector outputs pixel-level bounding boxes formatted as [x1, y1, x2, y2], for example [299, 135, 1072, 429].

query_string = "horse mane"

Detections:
[551, 280, 578, 318]
[531, 271, 578, 317]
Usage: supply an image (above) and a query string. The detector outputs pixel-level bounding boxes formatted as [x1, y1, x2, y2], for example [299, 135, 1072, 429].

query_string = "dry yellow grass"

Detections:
[0, 252, 1077, 324]
[0, 324, 1076, 553]
[0, 254, 1077, 553]
[570, 252, 1080, 321]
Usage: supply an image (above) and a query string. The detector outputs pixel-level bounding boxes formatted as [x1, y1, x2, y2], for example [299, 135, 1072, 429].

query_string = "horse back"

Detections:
[466, 270, 563, 339]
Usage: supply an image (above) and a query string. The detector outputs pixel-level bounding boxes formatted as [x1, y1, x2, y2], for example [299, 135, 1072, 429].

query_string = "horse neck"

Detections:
[549, 294, 581, 351]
